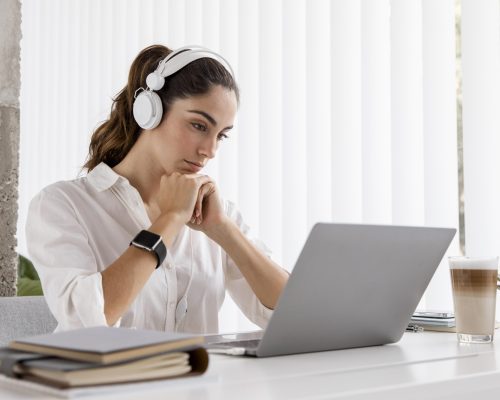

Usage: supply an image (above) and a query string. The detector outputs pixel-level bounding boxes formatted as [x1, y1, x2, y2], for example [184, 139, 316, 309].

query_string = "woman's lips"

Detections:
[184, 160, 203, 172]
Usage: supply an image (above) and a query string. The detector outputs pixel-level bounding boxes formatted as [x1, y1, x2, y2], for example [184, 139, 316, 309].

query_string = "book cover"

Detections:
[8, 326, 204, 364]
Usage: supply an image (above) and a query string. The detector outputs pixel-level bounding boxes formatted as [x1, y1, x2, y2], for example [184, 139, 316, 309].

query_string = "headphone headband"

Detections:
[157, 45, 234, 79]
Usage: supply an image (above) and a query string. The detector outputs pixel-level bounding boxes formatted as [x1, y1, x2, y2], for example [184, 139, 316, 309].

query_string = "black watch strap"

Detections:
[130, 230, 167, 269]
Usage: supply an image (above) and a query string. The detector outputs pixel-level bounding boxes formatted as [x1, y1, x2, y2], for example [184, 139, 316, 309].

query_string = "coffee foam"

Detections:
[449, 257, 498, 270]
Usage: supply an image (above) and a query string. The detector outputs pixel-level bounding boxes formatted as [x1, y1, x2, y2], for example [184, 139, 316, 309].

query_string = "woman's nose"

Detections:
[199, 136, 218, 159]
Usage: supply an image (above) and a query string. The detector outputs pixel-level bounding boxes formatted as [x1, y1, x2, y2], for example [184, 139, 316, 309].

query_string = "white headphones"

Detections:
[132, 45, 235, 130]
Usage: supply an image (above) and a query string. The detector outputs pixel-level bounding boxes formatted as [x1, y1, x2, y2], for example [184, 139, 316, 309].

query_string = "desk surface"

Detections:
[1, 332, 500, 399]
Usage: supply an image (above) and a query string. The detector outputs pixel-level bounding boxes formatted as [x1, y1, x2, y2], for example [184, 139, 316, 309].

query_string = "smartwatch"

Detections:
[130, 230, 167, 269]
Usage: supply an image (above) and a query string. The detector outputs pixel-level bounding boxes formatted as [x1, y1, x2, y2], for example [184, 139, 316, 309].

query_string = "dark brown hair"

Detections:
[84, 45, 239, 171]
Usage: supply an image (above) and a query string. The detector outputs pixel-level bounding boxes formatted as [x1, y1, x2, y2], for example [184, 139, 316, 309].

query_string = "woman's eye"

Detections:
[191, 122, 207, 132]
[217, 133, 228, 142]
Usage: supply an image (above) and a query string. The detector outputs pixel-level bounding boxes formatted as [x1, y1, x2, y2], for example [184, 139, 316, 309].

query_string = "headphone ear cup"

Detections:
[132, 90, 163, 130]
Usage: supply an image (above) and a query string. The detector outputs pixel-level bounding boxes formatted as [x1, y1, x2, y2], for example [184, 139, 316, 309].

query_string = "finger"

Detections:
[207, 182, 216, 196]
[201, 182, 216, 201]
[195, 183, 212, 221]
[192, 174, 213, 189]
[196, 186, 208, 217]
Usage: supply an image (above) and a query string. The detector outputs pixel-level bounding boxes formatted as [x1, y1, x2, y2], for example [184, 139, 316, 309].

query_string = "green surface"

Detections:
[17, 254, 43, 296]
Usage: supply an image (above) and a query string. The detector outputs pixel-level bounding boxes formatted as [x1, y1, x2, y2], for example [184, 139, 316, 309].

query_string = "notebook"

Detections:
[7, 326, 204, 364]
[1, 327, 208, 388]
[206, 223, 456, 357]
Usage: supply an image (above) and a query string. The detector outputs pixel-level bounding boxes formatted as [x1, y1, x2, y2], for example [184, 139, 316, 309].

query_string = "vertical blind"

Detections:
[18, 0, 500, 332]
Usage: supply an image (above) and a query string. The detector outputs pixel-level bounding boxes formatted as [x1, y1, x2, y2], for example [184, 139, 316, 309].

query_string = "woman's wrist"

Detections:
[205, 216, 235, 243]
[149, 212, 184, 247]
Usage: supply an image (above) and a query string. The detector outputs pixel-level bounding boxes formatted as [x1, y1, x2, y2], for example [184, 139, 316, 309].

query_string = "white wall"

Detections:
[19, 0, 500, 330]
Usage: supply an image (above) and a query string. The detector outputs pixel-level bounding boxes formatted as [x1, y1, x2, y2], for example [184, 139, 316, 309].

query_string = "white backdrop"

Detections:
[18, 0, 500, 332]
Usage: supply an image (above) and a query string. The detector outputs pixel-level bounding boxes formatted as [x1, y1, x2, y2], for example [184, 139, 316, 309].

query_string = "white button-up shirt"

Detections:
[26, 163, 273, 333]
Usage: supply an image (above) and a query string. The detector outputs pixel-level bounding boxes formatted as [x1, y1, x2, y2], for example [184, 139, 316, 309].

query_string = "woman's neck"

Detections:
[112, 140, 162, 206]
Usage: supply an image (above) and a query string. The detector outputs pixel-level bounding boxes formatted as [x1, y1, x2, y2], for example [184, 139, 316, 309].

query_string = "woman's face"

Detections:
[152, 85, 237, 175]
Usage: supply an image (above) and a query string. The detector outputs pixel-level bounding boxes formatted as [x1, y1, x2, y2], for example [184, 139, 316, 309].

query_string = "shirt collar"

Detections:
[86, 162, 129, 192]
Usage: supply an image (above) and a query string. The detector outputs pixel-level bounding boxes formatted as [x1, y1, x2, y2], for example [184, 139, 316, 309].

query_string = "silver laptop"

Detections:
[206, 223, 456, 357]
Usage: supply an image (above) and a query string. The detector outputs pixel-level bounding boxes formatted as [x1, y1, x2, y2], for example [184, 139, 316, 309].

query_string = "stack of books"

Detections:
[410, 311, 500, 333]
[0, 326, 208, 389]
[409, 311, 456, 332]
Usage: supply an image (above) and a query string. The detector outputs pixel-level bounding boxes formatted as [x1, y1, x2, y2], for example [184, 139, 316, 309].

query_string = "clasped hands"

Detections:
[157, 172, 227, 235]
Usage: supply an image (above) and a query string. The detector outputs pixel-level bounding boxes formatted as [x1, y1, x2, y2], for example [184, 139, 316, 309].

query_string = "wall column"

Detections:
[0, 0, 21, 296]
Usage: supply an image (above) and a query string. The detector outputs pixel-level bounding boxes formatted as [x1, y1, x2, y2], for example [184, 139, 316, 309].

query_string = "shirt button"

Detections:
[166, 263, 173, 270]
[169, 301, 176, 308]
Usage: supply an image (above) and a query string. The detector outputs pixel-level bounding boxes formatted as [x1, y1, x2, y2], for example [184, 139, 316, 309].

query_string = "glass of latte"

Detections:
[449, 256, 498, 343]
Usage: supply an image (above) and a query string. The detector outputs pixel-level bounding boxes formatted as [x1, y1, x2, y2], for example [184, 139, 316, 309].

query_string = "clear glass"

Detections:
[449, 256, 498, 344]
[457, 333, 493, 343]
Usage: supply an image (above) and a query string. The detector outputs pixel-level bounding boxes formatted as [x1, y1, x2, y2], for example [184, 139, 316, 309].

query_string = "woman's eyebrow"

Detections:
[187, 110, 217, 126]
[187, 109, 234, 131]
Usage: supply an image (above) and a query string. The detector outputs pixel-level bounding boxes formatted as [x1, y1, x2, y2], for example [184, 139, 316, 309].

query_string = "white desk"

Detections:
[1, 331, 500, 399]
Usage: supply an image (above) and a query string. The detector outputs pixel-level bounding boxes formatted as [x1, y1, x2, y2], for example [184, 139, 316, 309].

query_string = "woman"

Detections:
[26, 44, 289, 333]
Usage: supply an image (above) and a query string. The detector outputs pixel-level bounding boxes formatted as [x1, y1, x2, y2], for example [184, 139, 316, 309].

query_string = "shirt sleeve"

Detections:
[222, 200, 274, 328]
[25, 185, 118, 331]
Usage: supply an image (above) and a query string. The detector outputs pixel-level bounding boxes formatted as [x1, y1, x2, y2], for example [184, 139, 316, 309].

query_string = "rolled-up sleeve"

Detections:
[222, 201, 274, 329]
[26, 187, 113, 331]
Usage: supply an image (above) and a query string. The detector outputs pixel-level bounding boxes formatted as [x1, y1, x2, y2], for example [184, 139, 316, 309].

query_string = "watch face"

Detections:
[134, 230, 162, 249]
